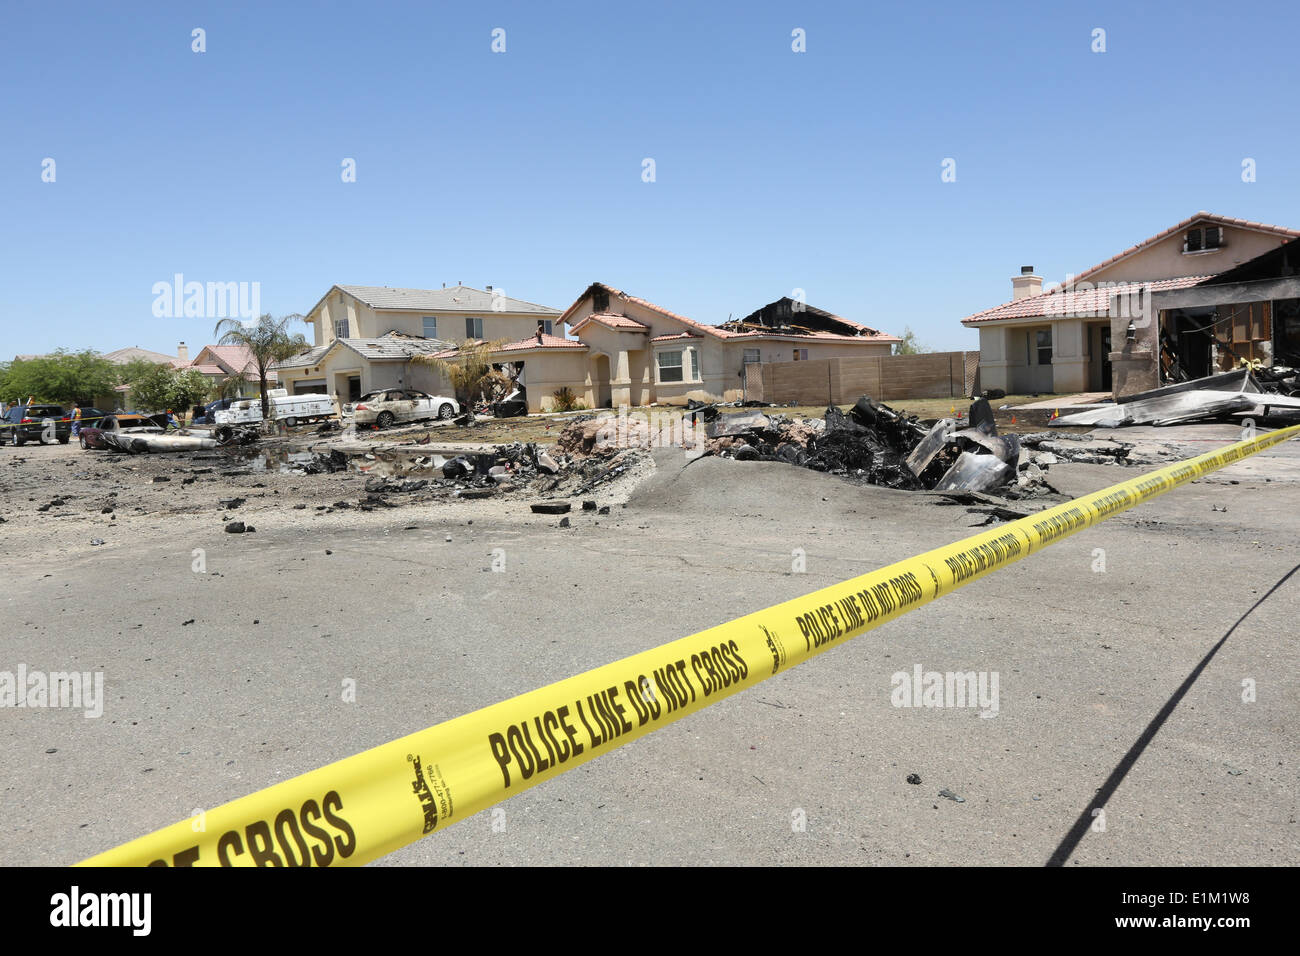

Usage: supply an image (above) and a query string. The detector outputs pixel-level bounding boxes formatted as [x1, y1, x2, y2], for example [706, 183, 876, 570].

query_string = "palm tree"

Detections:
[414, 338, 509, 408]
[213, 314, 308, 421]
[214, 372, 247, 401]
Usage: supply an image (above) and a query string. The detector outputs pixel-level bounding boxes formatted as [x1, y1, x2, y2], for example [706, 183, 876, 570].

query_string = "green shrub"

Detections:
[552, 386, 579, 412]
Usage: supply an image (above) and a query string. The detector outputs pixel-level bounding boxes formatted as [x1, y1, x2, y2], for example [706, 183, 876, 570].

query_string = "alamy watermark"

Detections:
[891, 664, 999, 717]
[1047, 277, 1153, 326]
[1, 664, 104, 718]
[151, 274, 261, 320]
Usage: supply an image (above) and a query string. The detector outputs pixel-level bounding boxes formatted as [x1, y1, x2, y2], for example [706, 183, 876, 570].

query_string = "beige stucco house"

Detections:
[274, 284, 561, 401]
[963, 213, 1300, 397]
[505, 282, 899, 411]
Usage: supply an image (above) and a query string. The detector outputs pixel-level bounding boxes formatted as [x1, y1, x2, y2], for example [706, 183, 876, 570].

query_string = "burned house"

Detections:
[963, 213, 1300, 397]
[1151, 235, 1300, 379]
[553, 284, 899, 410]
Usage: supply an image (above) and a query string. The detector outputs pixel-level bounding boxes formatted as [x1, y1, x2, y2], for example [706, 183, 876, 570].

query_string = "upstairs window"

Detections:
[793, 348, 809, 361]
[422, 316, 438, 339]
[542, 320, 554, 335]
[334, 318, 350, 338]
[465, 317, 484, 339]
[1185, 226, 1223, 253]
[743, 348, 762, 364]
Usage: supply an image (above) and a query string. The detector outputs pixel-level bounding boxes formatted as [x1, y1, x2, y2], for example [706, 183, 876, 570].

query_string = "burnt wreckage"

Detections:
[718, 297, 891, 338]
[697, 396, 1027, 494]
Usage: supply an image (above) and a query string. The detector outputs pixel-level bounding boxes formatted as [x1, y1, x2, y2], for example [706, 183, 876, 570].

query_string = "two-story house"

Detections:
[274, 284, 562, 401]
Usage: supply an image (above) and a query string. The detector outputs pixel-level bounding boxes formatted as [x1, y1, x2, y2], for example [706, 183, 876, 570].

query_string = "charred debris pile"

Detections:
[695, 396, 1091, 497]
[284, 434, 643, 507]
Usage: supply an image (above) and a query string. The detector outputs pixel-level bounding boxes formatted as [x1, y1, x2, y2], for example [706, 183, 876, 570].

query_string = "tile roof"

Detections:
[576, 312, 649, 331]
[188, 364, 226, 376]
[1070, 211, 1300, 285]
[273, 344, 332, 370]
[340, 334, 457, 361]
[329, 284, 560, 316]
[650, 331, 704, 342]
[101, 346, 179, 365]
[961, 275, 1210, 325]
[273, 333, 454, 370]
[429, 333, 587, 360]
[497, 333, 587, 352]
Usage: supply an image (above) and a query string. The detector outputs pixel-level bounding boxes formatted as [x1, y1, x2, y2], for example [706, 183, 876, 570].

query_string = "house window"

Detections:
[422, 316, 438, 339]
[1185, 226, 1223, 253]
[657, 350, 684, 383]
[335, 318, 349, 338]
[743, 348, 761, 365]
[1035, 329, 1052, 365]
[465, 317, 484, 339]
[690, 349, 699, 380]
[542, 320, 554, 335]
[793, 348, 809, 361]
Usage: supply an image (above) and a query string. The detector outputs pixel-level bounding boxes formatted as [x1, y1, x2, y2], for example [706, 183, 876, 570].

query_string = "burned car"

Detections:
[344, 389, 459, 428]
[78, 414, 162, 450]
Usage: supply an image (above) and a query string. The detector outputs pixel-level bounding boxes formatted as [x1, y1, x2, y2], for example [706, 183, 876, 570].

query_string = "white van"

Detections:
[214, 389, 336, 427]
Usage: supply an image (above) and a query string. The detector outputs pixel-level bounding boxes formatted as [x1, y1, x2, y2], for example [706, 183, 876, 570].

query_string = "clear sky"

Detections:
[3, 0, 1298, 356]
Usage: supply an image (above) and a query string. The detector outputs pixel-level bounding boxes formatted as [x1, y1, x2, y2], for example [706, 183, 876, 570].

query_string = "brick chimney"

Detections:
[1012, 265, 1042, 301]
[177, 341, 189, 363]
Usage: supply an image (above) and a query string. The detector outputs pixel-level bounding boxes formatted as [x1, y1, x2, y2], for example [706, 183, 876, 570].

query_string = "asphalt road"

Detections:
[1, 427, 1297, 866]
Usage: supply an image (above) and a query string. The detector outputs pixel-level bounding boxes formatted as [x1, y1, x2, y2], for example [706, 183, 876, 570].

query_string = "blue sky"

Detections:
[2, 0, 1298, 355]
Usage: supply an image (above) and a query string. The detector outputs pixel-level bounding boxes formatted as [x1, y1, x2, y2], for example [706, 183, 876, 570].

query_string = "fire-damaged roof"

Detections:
[559, 283, 899, 343]
[1197, 234, 1300, 286]
[720, 297, 898, 341]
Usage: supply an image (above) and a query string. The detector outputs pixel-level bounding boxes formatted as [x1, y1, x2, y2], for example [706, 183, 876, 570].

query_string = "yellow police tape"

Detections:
[78, 423, 1300, 866]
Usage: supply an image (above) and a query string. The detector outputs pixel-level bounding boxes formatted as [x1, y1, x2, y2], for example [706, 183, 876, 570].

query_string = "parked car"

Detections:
[192, 398, 237, 425]
[3, 403, 72, 445]
[345, 389, 459, 428]
[78, 414, 160, 450]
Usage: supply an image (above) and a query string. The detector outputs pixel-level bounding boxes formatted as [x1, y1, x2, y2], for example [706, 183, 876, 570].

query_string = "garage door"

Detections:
[293, 380, 326, 394]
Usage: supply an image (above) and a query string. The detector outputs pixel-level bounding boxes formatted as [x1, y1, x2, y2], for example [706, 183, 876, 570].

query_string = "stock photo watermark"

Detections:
[890, 664, 999, 717]
[151, 274, 261, 321]
[1, 664, 104, 718]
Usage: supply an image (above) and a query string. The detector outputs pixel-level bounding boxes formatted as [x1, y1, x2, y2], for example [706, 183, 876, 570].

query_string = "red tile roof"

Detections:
[961, 275, 1210, 325]
[651, 331, 704, 342]
[497, 333, 587, 352]
[1069, 211, 1300, 285]
[574, 312, 649, 331]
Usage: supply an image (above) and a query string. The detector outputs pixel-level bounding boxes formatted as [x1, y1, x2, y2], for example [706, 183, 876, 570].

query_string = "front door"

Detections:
[1100, 328, 1112, 390]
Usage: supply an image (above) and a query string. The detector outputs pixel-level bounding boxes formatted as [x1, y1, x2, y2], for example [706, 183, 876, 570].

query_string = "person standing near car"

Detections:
[71, 406, 82, 437]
